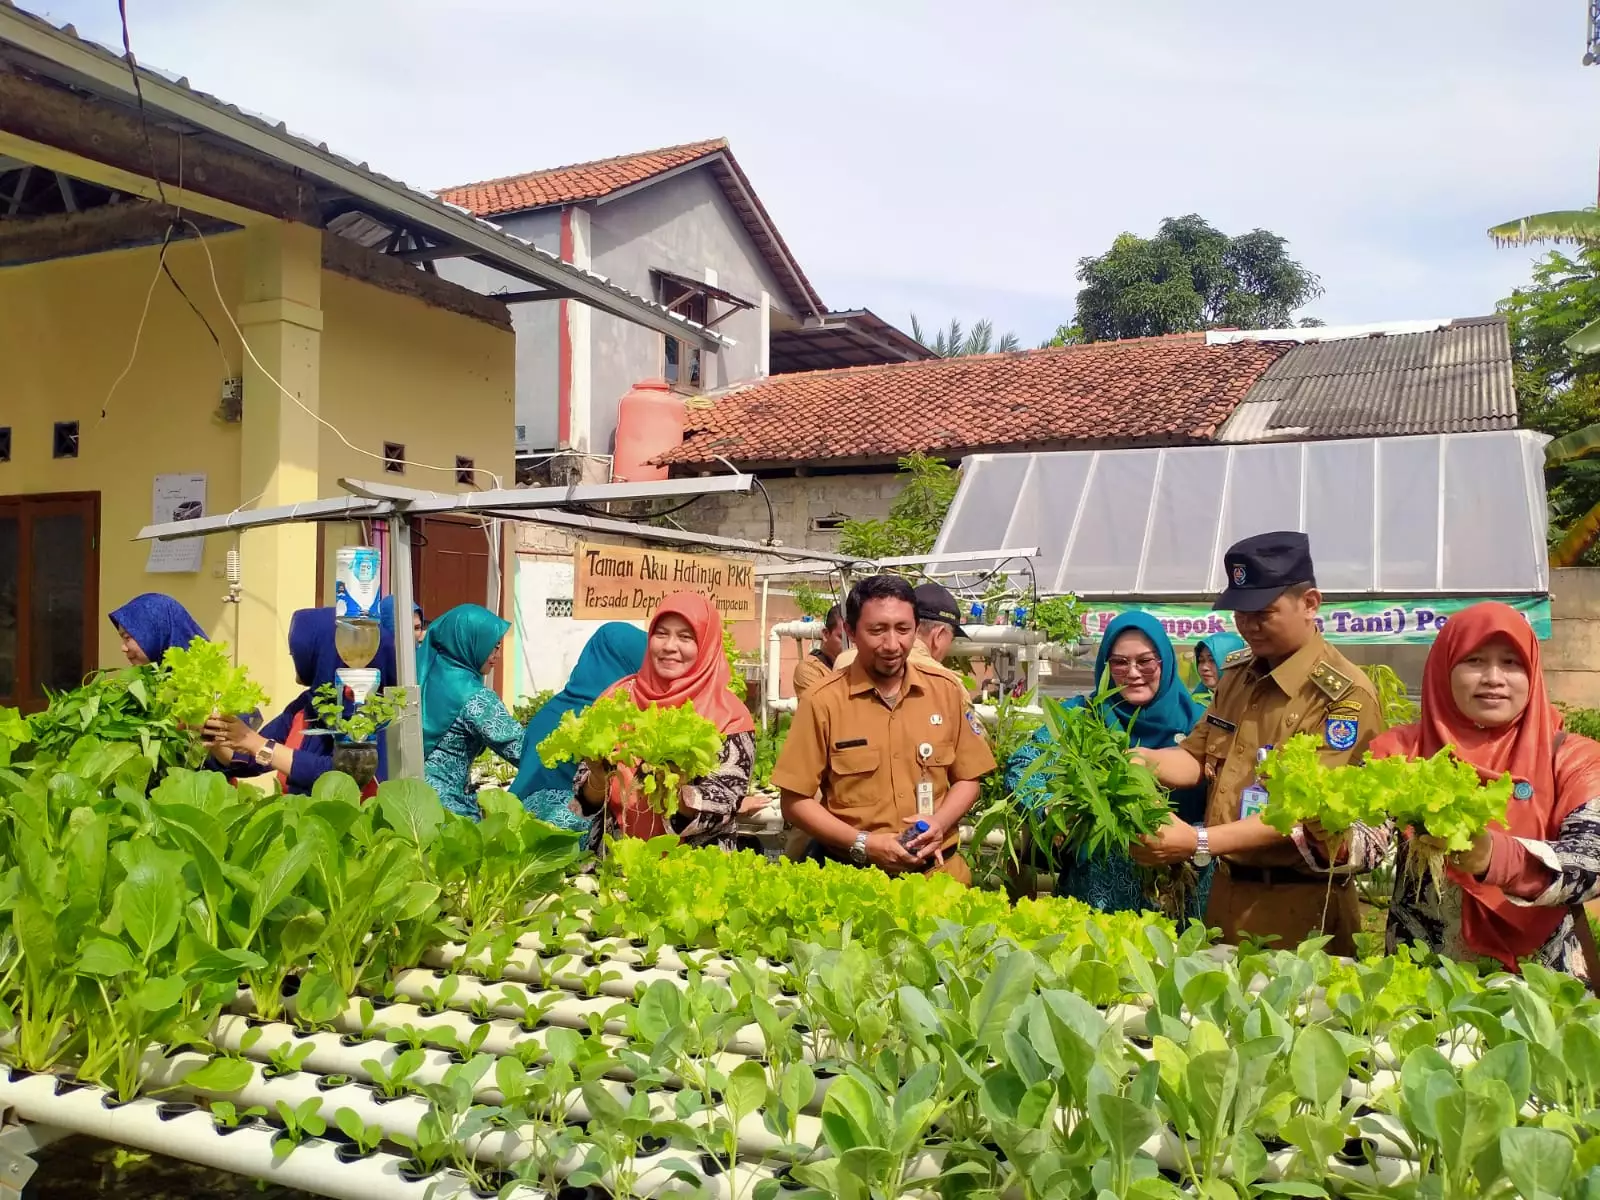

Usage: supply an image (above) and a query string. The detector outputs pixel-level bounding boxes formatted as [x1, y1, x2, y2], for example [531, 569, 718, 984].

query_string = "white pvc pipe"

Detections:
[0, 1070, 508, 1200]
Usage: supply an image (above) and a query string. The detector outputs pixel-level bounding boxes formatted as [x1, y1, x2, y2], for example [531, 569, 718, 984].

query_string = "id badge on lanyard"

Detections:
[916, 742, 935, 816]
[1239, 745, 1271, 819]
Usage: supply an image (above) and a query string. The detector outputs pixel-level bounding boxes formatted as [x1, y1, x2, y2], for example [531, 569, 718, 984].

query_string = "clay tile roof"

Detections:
[436, 138, 729, 215]
[656, 335, 1292, 467]
[437, 139, 824, 318]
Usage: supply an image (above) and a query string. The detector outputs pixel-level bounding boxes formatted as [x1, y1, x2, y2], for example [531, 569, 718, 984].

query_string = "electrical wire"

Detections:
[116, 5, 502, 494]
[182, 216, 505, 491]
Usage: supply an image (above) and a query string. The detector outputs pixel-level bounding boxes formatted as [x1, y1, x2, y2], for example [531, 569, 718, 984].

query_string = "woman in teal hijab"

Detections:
[1007, 610, 1213, 918]
[1192, 631, 1248, 704]
[510, 623, 647, 831]
[418, 604, 523, 818]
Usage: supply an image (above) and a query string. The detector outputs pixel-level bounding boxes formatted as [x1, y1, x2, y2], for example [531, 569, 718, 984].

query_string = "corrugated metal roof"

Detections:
[1217, 315, 1515, 442]
[0, 0, 728, 349]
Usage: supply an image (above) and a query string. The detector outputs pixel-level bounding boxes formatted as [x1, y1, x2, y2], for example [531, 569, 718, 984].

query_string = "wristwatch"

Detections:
[254, 739, 278, 768]
[1192, 826, 1212, 869]
[849, 831, 870, 866]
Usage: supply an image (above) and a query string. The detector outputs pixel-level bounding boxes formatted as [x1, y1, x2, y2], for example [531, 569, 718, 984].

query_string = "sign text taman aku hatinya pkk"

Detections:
[573, 541, 756, 621]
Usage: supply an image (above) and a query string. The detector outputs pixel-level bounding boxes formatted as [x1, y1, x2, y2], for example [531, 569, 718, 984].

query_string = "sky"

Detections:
[32, 0, 1600, 347]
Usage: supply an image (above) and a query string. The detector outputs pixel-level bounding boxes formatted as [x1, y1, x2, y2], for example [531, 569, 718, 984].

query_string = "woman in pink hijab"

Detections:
[574, 592, 756, 851]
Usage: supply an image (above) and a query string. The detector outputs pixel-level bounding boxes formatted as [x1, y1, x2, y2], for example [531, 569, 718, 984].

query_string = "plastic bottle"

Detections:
[898, 819, 930, 849]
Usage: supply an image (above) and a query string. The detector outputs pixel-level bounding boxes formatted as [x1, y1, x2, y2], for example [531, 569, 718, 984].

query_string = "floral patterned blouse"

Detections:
[574, 731, 756, 854]
[423, 689, 524, 818]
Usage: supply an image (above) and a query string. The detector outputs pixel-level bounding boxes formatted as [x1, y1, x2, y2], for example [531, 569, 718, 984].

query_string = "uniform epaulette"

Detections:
[1309, 661, 1354, 702]
[1222, 646, 1253, 668]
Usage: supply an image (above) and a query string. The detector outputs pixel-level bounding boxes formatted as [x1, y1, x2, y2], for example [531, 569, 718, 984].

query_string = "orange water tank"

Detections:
[612, 379, 686, 482]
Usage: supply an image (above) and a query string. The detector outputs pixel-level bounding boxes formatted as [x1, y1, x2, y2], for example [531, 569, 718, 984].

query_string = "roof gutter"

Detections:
[0, 4, 726, 352]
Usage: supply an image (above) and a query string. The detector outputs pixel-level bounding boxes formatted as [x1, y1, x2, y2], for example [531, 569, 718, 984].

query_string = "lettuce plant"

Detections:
[539, 692, 724, 818]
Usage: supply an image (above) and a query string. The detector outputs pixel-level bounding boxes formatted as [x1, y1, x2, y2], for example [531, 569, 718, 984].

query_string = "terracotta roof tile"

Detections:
[436, 139, 728, 215]
[657, 336, 1291, 467]
[436, 138, 824, 317]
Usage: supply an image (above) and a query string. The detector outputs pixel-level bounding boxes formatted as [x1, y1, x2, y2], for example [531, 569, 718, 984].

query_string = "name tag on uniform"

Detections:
[1205, 714, 1238, 733]
[916, 779, 934, 815]
[833, 738, 868, 750]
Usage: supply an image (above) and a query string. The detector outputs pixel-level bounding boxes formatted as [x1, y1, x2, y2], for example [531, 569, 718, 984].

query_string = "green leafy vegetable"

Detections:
[538, 692, 724, 819]
[157, 637, 269, 727]
[1261, 733, 1512, 893]
[311, 681, 406, 743]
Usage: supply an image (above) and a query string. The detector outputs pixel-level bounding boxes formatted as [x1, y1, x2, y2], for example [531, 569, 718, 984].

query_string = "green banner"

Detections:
[1082, 595, 1552, 645]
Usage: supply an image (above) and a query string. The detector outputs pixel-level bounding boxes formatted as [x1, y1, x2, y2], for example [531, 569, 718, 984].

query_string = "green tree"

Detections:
[1071, 214, 1322, 342]
[838, 453, 960, 566]
[910, 315, 1020, 356]
[1039, 324, 1085, 349]
[1492, 212, 1600, 565]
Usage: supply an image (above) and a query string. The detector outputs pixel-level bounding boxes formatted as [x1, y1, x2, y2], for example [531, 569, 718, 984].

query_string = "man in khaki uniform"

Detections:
[791, 605, 845, 697]
[833, 582, 969, 683]
[1132, 532, 1384, 955]
[773, 575, 995, 885]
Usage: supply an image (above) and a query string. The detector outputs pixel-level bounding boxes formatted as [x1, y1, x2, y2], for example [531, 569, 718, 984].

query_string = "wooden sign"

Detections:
[573, 541, 756, 622]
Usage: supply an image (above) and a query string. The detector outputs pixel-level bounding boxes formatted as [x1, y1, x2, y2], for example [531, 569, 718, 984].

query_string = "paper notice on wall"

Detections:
[146, 473, 207, 573]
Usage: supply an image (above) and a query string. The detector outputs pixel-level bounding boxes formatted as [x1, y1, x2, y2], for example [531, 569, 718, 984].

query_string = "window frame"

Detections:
[656, 275, 709, 394]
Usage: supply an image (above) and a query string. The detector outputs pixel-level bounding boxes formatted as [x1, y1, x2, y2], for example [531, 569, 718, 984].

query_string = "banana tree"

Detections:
[1491, 209, 1600, 564]
[1490, 210, 1600, 353]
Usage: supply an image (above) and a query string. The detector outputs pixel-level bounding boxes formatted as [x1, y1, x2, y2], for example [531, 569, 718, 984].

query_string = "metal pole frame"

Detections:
[385, 517, 425, 782]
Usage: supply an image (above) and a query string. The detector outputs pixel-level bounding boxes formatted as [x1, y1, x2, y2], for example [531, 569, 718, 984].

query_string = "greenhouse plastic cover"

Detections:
[931, 431, 1551, 598]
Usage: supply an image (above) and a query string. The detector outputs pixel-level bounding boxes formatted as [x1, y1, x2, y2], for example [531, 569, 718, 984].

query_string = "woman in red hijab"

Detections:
[1374, 601, 1600, 976]
[574, 592, 757, 851]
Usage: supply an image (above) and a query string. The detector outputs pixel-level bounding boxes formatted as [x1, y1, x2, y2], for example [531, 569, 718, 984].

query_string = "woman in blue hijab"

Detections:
[1007, 610, 1212, 918]
[1192, 631, 1248, 704]
[510, 623, 647, 831]
[205, 607, 360, 795]
[110, 594, 206, 665]
[418, 604, 523, 818]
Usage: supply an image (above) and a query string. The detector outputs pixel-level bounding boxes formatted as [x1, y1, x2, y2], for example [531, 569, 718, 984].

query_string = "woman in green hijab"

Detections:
[1192, 631, 1248, 705]
[418, 604, 523, 817]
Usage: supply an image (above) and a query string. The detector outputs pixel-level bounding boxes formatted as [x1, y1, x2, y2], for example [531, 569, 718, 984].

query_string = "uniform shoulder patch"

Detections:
[1222, 646, 1253, 667]
[1309, 661, 1354, 702]
[1324, 717, 1358, 751]
[966, 707, 988, 737]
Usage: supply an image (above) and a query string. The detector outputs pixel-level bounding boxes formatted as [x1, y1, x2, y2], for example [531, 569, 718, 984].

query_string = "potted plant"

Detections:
[312, 683, 406, 789]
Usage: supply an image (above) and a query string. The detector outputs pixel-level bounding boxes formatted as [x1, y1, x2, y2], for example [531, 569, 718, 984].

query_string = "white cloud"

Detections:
[34, 0, 1600, 341]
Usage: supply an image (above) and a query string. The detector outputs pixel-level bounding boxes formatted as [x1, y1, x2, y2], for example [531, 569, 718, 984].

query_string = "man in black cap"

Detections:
[833, 582, 968, 680]
[1130, 531, 1384, 956]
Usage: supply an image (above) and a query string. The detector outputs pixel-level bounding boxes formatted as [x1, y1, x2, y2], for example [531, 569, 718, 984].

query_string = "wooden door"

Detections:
[413, 517, 505, 691]
[0, 493, 100, 712]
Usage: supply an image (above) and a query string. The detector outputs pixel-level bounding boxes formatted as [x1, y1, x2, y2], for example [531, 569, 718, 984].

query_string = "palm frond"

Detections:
[996, 331, 1021, 353]
[1489, 210, 1600, 248]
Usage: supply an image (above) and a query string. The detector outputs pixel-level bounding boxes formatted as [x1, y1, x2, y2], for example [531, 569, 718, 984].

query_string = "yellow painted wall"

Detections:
[317, 270, 514, 494]
[1, 230, 516, 706]
[0, 234, 248, 666]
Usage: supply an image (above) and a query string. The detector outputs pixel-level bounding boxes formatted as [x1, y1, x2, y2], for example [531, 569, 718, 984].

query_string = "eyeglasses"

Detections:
[1106, 655, 1160, 675]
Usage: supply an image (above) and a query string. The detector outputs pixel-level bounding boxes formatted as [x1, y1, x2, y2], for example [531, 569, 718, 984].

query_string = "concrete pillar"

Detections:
[236, 220, 323, 706]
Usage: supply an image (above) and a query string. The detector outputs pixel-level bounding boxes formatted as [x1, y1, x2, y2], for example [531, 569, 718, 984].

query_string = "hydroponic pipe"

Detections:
[0, 1069, 529, 1200]
[213, 1011, 827, 1158]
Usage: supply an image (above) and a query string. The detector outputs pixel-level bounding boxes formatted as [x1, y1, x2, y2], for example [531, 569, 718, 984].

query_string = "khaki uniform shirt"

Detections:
[791, 650, 835, 697]
[771, 658, 996, 853]
[1179, 632, 1384, 869]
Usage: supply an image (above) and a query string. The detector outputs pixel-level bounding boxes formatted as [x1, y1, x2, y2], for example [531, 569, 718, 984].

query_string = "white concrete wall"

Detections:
[588, 166, 799, 456]
[433, 208, 563, 451]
